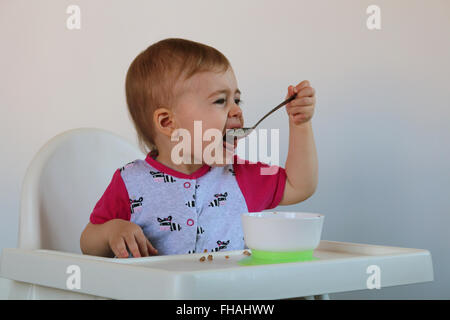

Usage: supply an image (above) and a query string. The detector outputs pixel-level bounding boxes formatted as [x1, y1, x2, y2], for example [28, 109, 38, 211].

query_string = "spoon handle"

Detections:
[252, 93, 297, 129]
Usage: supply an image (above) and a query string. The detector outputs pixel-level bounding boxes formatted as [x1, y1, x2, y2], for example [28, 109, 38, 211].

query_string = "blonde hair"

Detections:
[125, 38, 231, 156]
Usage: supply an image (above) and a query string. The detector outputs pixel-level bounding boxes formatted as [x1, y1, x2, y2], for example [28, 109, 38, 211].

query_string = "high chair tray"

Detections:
[0, 240, 433, 299]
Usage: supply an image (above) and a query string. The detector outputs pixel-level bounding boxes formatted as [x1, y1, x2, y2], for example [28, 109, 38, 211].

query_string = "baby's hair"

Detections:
[125, 38, 231, 155]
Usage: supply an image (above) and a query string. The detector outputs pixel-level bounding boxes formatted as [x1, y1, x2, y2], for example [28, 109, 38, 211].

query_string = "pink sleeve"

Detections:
[233, 155, 287, 212]
[89, 169, 131, 224]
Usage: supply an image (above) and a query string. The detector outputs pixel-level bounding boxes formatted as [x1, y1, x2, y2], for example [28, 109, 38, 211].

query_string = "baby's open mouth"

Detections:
[222, 124, 242, 151]
[222, 123, 243, 138]
[222, 123, 241, 150]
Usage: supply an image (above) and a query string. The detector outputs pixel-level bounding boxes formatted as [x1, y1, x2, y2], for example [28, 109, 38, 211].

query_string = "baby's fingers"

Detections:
[288, 106, 315, 117]
[147, 239, 158, 255]
[124, 234, 141, 258]
[285, 85, 297, 100]
[287, 96, 316, 108]
[110, 237, 129, 258]
[134, 233, 149, 257]
[286, 81, 310, 99]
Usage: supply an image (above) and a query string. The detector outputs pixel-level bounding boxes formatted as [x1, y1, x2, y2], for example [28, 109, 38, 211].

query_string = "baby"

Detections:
[80, 38, 318, 258]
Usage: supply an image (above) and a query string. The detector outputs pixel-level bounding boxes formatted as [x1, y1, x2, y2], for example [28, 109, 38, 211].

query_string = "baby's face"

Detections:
[172, 67, 244, 166]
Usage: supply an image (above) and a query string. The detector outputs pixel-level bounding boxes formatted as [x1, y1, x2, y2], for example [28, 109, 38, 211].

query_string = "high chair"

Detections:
[0, 128, 433, 300]
[2, 128, 144, 299]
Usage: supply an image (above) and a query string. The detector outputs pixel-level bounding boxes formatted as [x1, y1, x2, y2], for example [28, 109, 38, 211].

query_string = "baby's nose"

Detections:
[228, 103, 242, 118]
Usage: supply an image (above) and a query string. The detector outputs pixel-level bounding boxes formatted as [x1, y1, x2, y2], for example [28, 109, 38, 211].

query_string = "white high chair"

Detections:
[6, 128, 145, 299]
[0, 128, 433, 300]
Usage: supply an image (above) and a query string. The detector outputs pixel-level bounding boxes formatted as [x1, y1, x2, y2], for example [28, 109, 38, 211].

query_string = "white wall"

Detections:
[1, 0, 449, 299]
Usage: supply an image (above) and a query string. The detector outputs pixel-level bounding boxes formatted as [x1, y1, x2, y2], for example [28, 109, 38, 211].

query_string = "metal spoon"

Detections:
[223, 93, 298, 141]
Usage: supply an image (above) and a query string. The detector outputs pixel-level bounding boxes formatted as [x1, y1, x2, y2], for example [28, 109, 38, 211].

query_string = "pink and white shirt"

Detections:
[89, 150, 286, 255]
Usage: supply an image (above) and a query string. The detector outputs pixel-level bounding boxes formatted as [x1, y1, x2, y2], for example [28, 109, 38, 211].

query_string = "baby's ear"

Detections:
[153, 107, 176, 137]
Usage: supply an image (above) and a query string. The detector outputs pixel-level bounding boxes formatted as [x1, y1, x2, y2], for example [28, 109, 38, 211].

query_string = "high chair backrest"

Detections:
[18, 128, 145, 253]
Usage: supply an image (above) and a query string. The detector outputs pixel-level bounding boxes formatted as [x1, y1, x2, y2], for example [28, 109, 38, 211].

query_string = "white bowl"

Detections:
[241, 211, 324, 252]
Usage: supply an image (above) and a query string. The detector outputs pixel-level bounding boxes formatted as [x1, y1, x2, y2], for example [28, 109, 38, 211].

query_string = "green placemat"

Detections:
[238, 249, 317, 266]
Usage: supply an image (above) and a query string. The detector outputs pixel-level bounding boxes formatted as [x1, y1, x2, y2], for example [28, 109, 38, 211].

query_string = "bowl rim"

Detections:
[242, 211, 324, 220]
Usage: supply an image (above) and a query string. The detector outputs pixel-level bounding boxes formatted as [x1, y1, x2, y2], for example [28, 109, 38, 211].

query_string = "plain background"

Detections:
[0, 0, 449, 299]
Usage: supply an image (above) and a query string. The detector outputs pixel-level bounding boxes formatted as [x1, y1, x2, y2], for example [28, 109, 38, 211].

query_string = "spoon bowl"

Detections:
[223, 127, 253, 140]
[223, 93, 297, 141]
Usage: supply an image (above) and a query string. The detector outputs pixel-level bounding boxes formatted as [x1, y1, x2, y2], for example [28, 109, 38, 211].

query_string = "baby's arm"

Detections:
[80, 219, 158, 258]
[80, 221, 113, 257]
[279, 82, 318, 205]
[80, 168, 157, 258]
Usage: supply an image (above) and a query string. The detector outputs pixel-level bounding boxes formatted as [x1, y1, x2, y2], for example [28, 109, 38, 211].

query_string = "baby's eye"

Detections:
[214, 98, 243, 106]
[214, 98, 226, 105]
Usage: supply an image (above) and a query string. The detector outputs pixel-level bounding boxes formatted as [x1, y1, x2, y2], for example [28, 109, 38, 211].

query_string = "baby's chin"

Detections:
[203, 154, 235, 167]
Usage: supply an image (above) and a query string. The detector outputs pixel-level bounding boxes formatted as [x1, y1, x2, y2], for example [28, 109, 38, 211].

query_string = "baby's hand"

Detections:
[285, 80, 316, 126]
[104, 219, 158, 258]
